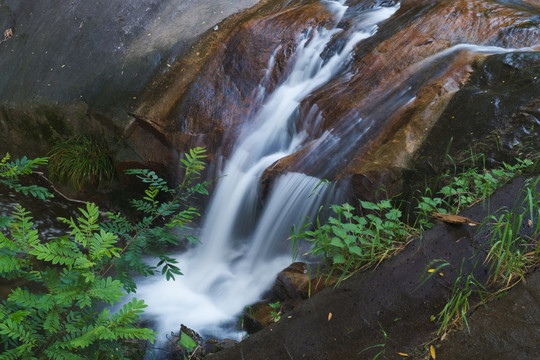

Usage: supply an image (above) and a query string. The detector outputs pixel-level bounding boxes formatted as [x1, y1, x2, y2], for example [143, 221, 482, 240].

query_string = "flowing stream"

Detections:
[135, 0, 400, 343]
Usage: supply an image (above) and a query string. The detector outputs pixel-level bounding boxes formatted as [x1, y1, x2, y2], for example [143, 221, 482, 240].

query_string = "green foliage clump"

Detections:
[0, 153, 51, 200]
[48, 136, 115, 191]
[293, 155, 538, 287]
[269, 301, 282, 323]
[102, 147, 210, 292]
[416, 176, 539, 337]
[293, 200, 413, 284]
[0, 203, 155, 358]
[483, 176, 540, 287]
[0, 147, 210, 359]
[414, 158, 534, 229]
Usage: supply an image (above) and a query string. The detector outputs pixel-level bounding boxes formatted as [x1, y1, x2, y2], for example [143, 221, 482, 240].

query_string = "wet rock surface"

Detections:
[264, 0, 540, 188]
[416, 51, 540, 170]
[206, 177, 540, 359]
[436, 270, 540, 360]
[0, 0, 262, 110]
[0, 102, 124, 160]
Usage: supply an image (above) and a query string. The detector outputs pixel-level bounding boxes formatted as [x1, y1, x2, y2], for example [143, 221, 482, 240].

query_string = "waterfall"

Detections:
[135, 0, 400, 342]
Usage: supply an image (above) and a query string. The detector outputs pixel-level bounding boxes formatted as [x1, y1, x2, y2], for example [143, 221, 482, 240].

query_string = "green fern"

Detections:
[0, 150, 211, 358]
[0, 154, 51, 200]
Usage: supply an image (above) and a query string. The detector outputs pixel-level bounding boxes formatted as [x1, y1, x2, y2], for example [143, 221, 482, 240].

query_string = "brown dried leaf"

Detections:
[4, 28, 13, 39]
[432, 212, 479, 226]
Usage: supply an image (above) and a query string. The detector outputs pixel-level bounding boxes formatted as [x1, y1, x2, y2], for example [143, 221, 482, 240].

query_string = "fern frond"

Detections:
[123, 168, 170, 192]
[0, 254, 26, 274]
[89, 229, 120, 260]
[7, 288, 40, 310]
[87, 277, 124, 305]
[0, 155, 51, 199]
[30, 241, 80, 267]
[180, 146, 207, 184]
[7, 156, 48, 176]
[0, 319, 37, 347]
[0, 344, 37, 360]
[43, 309, 61, 334]
[111, 326, 156, 343]
[8, 205, 40, 250]
[112, 298, 147, 326]
[129, 199, 155, 215]
[167, 207, 199, 229]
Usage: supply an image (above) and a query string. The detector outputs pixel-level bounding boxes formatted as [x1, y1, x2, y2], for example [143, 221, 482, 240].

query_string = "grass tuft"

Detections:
[48, 136, 115, 191]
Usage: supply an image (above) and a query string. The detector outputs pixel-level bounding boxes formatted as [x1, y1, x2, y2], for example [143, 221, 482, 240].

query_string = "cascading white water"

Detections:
[135, 0, 400, 343]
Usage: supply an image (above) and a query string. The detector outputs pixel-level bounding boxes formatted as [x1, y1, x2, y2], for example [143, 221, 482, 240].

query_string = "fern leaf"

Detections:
[43, 309, 61, 334]
[89, 229, 120, 260]
[112, 326, 157, 343]
[112, 298, 148, 325]
[124, 168, 170, 192]
[30, 241, 79, 267]
[8, 288, 40, 309]
[87, 277, 124, 305]
[0, 254, 26, 274]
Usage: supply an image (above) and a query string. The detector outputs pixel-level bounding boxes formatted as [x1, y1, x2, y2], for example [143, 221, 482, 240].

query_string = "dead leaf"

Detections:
[528, 219, 532, 227]
[328, 312, 332, 321]
[397, 352, 409, 357]
[1, 28, 13, 43]
[432, 212, 479, 226]
[430, 345, 436, 359]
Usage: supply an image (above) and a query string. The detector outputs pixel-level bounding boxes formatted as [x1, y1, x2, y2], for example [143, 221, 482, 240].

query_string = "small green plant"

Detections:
[178, 331, 198, 360]
[48, 136, 115, 191]
[414, 158, 535, 230]
[269, 301, 282, 323]
[483, 176, 540, 287]
[417, 176, 540, 339]
[0, 203, 156, 358]
[435, 261, 488, 336]
[101, 147, 210, 292]
[0, 153, 51, 200]
[293, 200, 414, 284]
[358, 323, 387, 359]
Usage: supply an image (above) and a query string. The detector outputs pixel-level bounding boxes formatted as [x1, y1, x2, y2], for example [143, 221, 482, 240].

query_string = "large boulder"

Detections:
[125, 0, 540, 197]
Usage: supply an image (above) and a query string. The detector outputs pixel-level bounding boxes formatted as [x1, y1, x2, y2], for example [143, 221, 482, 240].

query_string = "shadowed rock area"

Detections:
[0, 0, 267, 176]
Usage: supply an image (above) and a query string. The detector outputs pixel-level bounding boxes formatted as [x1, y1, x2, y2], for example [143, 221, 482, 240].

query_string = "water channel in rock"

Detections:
[134, 0, 399, 342]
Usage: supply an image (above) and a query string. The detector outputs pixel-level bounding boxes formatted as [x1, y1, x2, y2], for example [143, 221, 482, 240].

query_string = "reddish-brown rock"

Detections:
[131, 0, 539, 196]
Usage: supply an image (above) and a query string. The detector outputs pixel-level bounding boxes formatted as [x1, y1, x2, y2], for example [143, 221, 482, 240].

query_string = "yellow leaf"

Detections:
[439, 272, 444, 277]
[428, 269, 435, 273]
[398, 352, 408, 357]
[430, 345, 436, 359]
[328, 312, 332, 321]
